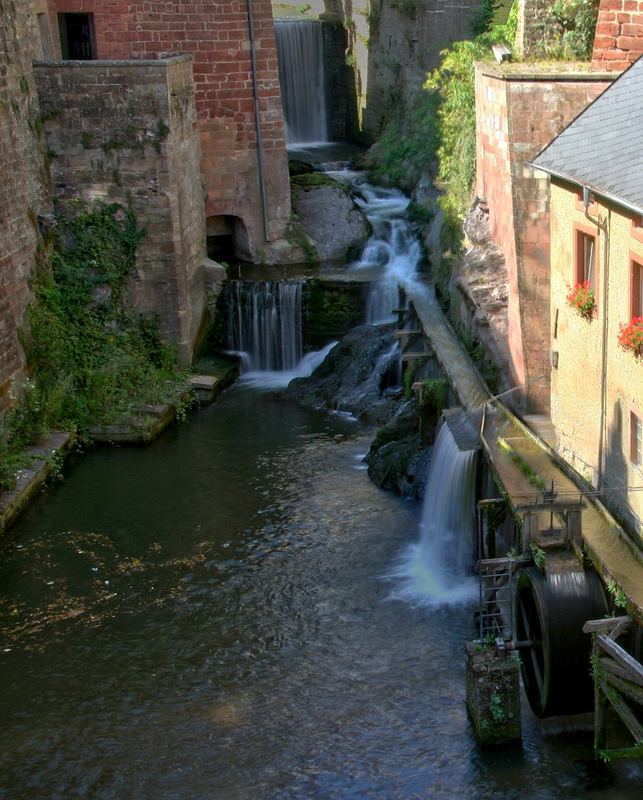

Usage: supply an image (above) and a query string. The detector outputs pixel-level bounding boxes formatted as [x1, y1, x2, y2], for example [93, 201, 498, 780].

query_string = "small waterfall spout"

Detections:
[226, 280, 303, 372]
[389, 421, 478, 606]
[275, 20, 329, 145]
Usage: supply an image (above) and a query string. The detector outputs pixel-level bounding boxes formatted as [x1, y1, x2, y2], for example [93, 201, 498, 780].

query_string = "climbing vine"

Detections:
[0, 201, 189, 491]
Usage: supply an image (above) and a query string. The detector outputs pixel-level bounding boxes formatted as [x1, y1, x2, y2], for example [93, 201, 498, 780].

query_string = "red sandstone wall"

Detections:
[47, 1, 291, 254]
[0, 0, 52, 412]
[593, 0, 643, 70]
[475, 64, 612, 413]
[34, 56, 207, 360]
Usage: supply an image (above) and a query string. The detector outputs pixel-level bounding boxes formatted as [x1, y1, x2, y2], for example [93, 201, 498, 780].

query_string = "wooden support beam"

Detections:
[584, 616, 632, 635]
[596, 633, 643, 684]
[603, 665, 643, 704]
[600, 679, 643, 743]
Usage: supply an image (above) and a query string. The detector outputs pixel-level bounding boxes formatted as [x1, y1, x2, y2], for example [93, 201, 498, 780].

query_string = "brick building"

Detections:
[0, 1, 293, 410]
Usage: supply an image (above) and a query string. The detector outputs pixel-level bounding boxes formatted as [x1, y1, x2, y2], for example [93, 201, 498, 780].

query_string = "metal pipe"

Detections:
[247, 0, 270, 244]
[584, 202, 610, 489]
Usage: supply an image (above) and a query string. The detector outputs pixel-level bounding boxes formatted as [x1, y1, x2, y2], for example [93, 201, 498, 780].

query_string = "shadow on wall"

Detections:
[603, 400, 639, 535]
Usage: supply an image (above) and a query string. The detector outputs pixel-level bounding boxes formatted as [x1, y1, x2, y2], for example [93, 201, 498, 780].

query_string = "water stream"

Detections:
[1, 169, 642, 795]
[275, 20, 329, 145]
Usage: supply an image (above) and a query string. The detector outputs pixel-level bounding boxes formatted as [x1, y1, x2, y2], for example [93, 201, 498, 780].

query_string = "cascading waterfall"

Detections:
[350, 182, 422, 324]
[275, 20, 329, 145]
[388, 421, 479, 606]
[226, 280, 303, 372]
[225, 279, 338, 389]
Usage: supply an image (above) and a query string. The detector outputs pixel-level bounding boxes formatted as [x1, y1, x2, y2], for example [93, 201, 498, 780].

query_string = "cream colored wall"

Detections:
[550, 180, 643, 534]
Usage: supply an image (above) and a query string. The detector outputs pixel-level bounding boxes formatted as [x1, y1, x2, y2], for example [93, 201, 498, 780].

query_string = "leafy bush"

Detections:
[550, 0, 600, 60]
[0, 201, 189, 490]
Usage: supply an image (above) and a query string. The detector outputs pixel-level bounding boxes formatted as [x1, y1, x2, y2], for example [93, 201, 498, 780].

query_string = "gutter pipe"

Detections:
[247, 0, 270, 243]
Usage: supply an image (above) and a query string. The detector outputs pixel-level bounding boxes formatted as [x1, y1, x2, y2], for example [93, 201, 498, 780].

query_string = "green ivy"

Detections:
[0, 201, 189, 491]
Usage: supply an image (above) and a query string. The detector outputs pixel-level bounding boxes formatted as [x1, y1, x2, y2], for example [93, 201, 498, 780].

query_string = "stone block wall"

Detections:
[0, 0, 52, 412]
[475, 63, 612, 413]
[34, 56, 207, 360]
[47, 0, 291, 256]
[592, 0, 643, 71]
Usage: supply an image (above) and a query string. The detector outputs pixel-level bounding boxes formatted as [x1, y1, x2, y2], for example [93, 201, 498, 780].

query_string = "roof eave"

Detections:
[527, 161, 643, 218]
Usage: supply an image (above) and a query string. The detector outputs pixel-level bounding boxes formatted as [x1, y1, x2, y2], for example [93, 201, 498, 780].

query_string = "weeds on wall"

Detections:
[548, 0, 600, 60]
[0, 201, 189, 492]
[366, 3, 517, 243]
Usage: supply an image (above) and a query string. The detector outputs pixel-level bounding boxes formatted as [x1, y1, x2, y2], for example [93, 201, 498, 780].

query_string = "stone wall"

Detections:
[34, 56, 207, 361]
[515, 0, 563, 58]
[0, 0, 52, 412]
[48, 0, 291, 257]
[475, 63, 612, 413]
[592, 0, 643, 71]
[362, 0, 482, 140]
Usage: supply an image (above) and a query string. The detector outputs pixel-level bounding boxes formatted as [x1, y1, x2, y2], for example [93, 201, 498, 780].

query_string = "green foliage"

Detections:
[550, 0, 600, 60]
[606, 578, 628, 609]
[497, 436, 547, 491]
[365, 90, 441, 193]
[0, 202, 189, 491]
[419, 378, 450, 416]
[425, 4, 517, 233]
[530, 542, 546, 570]
[390, 0, 420, 15]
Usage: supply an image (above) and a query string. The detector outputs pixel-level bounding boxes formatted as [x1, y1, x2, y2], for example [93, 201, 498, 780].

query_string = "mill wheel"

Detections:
[514, 563, 607, 717]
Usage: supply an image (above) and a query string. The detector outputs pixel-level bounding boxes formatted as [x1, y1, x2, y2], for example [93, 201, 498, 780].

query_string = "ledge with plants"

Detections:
[566, 281, 595, 321]
[0, 200, 195, 507]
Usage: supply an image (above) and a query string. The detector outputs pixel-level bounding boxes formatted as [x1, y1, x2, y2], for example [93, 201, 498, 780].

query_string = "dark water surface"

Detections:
[1, 385, 641, 799]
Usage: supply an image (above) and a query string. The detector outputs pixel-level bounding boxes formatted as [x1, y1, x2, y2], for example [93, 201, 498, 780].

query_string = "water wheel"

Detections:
[514, 560, 607, 717]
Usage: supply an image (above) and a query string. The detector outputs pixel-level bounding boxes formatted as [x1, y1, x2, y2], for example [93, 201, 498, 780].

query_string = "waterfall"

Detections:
[226, 281, 303, 372]
[275, 20, 329, 145]
[349, 182, 422, 324]
[388, 421, 479, 606]
[225, 280, 338, 389]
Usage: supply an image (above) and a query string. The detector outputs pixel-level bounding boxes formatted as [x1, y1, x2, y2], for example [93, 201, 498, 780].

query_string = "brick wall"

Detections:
[0, 0, 52, 412]
[475, 63, 612, 413]
[34, 56, 207, 360]
[592, 0, 643, 71]
[47, 1, 291, 254]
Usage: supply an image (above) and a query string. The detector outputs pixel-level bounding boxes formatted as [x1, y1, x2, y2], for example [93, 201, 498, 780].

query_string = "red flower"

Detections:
[618, 317, 643, 356]
[566, 281, 595, 320]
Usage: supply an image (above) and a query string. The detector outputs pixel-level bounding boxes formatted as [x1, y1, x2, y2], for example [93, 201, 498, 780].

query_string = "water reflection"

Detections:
[0, 385, 641, 798]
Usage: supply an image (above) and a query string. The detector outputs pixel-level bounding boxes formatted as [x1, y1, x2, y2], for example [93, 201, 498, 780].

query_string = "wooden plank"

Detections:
[601, 656, 643, 690]
[609, 617, 634, 641]
[604, 667, 643, 704]
[600, 680, 643, 743]
[596, 633, 643, 683]
[583, 616, 632, 635]
[515, 501, 585, 514]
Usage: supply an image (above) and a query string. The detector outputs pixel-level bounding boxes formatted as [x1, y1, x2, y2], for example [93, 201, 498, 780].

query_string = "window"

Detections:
[575, 229, 596, 290]
[58, 13, 95, 60]
[632, 257, 643, 318]
[631, 411, 643, 467]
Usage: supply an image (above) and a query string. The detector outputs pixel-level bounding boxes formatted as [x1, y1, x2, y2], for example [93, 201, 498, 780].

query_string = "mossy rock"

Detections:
[290, 172, 349, 193]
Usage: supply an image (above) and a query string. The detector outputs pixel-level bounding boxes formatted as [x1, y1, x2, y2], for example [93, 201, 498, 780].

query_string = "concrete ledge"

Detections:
[0, 431, 75, 535]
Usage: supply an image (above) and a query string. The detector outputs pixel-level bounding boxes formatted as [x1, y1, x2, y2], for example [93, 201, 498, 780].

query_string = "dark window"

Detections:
[632, 258, 643, 318]
[58, 13, 95, 60]
[575, 230, 596, 291]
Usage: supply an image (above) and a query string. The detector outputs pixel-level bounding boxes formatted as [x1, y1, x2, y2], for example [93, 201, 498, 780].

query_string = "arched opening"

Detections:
[206, 215, 250, 263]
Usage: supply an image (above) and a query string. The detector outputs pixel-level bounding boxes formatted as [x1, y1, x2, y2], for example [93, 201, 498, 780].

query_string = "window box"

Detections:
[566, 281, 595, 321]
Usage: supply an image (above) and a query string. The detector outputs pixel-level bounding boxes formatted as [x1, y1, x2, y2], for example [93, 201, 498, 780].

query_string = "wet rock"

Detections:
[291, 175, 371, 262]
[365, 399, 431, 499]
[287, 324, 400, 425]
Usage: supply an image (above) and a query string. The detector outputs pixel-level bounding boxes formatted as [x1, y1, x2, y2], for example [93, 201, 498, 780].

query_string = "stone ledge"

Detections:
[0, 431, 75, 536]
[476, 60, 616, 82]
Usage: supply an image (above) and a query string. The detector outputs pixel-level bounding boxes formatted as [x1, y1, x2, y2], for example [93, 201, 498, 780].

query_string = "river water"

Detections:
[1, 381, 642, 799]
